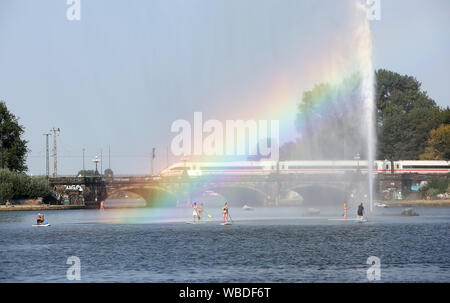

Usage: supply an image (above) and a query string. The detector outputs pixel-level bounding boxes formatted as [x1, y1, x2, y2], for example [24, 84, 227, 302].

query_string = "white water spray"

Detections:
[355, 2, 376, 212]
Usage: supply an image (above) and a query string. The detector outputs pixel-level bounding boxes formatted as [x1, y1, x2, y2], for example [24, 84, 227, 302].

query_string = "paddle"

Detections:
[228, 212, 234, 223]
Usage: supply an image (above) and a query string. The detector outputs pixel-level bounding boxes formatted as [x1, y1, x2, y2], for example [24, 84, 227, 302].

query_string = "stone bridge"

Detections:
[48, 173, 439, 208]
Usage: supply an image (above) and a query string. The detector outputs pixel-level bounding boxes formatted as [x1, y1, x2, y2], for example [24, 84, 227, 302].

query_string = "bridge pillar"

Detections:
[84, 177, 107, 209]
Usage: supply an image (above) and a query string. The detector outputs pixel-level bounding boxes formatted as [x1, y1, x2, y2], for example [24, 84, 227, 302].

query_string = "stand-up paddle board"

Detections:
[221, 222, 232, 225]
[328, 218, 367, 222]
[32, 222, 51, 227]
[185, 220, 214, 224]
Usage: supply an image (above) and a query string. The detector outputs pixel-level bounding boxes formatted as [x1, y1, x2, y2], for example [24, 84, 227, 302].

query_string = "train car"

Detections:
[374, 160, 392, 174]
[159, 160, 450, 177]
[278, 160, 375, 174]
[159, 161, 276, 177]
[393, 160, 450, 174]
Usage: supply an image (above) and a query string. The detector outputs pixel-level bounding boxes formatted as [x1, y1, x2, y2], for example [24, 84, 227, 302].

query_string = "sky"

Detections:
[0, 0, 449, 175]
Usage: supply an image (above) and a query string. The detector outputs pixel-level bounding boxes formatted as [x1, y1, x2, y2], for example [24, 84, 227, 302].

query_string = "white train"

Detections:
[160, 160, 450, 177]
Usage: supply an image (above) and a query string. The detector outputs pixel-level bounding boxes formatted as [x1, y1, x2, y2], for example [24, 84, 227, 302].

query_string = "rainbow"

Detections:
[103, 1, 376, 221]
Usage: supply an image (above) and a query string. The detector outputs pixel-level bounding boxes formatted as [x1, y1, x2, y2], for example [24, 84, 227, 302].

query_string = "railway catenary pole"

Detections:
[51, 128, 60, 177]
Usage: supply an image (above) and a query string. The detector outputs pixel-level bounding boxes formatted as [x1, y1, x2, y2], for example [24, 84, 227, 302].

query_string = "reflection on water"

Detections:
[0, 206, 449, 282]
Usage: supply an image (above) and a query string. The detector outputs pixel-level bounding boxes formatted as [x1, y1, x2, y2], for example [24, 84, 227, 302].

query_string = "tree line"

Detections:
[0, 101, 50, 204]
[0, 169, 51, 204]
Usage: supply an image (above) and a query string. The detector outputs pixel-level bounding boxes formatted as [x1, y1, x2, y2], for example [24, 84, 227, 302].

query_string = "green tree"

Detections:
[104, 168, 114, 177]
[0, 169, 14, 204]
[376, 69, 441, 161]
[440, 107, 450, 124]
[283, 74, 364, 160]
[281, 69, 446, 162]
[0, 168, 50, 204]
[77, 170, 98, 176]
[0, 101, 28, 172]
[29, 177, 51, 198]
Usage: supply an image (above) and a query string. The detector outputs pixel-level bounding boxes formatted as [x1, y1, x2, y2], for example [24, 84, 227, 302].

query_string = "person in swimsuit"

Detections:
[222, 202, 229, 223]
[343, 201, 348, 220]
[192, 202, 199, 223]
[357, 203, 364, 220]
[36, 213, 44, 225]
[198, 203, 204, 222]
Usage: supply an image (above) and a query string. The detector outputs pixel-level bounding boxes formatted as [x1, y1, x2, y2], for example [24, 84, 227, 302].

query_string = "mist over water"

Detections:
[283, 2, 377, 211]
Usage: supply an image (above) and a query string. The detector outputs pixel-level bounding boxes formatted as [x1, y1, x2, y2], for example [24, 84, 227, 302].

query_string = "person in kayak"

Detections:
[222, 202, 229, 223]
[36, 213, 44, 225]
[357, 203, 364, 220]
[192, 202, 199, 223]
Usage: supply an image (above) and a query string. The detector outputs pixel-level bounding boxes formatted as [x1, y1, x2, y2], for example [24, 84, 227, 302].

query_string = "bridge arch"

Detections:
[190, 184, 268, 207]
[288, 184, 347, 207]
[107, 186, 178, 207]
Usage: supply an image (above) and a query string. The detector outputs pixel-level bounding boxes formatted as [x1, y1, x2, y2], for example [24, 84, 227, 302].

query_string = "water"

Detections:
[1, 206, 449, 282]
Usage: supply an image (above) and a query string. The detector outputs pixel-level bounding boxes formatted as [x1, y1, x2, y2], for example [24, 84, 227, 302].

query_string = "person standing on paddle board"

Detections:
[36, 213, 44, 225]
[192, 202, 199, 223]
[198, 203, 204, 222]
[222, 202, 229, 223]
[343, 201, 348, 220]
[357, 203, 364, 220]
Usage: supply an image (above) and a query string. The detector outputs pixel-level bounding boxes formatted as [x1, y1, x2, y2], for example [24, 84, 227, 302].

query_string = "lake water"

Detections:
[1, 205, 449, 282]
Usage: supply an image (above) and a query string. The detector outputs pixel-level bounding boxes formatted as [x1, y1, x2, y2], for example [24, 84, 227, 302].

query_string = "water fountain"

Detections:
[357, 2, 377, 212]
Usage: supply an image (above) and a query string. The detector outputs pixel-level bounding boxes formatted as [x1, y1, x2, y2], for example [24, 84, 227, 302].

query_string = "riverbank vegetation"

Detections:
[420, 176, 450, 199]
[0, 101, 51, 204]
[0, 168, 51, 204]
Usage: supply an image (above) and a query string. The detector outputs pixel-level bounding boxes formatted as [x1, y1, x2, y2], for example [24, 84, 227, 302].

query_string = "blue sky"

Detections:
[0, 0, 449, 175]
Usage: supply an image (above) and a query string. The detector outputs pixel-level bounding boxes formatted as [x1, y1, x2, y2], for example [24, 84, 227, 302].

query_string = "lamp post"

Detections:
[92, 156, 100, 175]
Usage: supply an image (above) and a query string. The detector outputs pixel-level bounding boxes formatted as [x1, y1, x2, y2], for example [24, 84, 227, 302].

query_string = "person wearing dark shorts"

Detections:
[357, 203, 364, 220]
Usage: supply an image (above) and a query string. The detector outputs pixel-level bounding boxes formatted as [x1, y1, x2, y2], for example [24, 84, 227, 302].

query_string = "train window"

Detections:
[396, 164, 400, 169]
[200, 166, 263, 170]
[287, 165, 369, 169]
[403, 165, 450, 169]
[385, 165, 389, 169]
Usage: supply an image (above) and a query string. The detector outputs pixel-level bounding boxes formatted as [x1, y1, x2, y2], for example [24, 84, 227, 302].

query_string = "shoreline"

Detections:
[382, 199, 450, 208]
[2, 200, 450, 212]
[0, 204, 86, 212]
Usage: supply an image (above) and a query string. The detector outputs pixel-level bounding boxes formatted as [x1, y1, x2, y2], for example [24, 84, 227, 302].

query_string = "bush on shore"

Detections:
[420, 177, 450, 199]
[0, 169, 51, 204]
